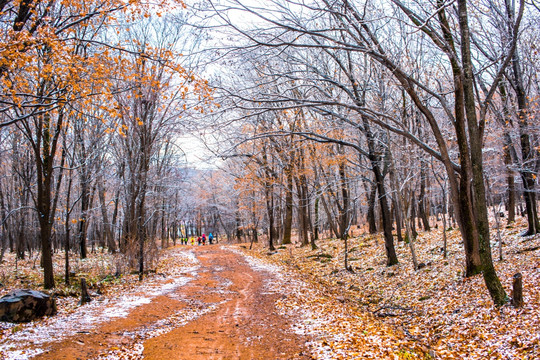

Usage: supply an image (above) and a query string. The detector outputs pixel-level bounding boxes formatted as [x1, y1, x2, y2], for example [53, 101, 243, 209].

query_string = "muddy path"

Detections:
[31, 245, 311, 360]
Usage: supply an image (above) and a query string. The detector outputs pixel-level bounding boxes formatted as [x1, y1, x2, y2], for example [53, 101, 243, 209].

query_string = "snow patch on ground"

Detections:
[2, 348, 45, 360]
[224, 246, 287, 292]
[0, 249, 199, 359]
[226, 247, 283, 275]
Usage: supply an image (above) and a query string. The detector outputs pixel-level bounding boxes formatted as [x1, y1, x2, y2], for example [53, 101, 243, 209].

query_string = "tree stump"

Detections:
[512, 273, 523, 308]
[79, 278, 92, 305]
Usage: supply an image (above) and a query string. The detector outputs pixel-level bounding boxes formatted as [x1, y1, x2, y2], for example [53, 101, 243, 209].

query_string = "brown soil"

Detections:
[33, 245, 311, 359]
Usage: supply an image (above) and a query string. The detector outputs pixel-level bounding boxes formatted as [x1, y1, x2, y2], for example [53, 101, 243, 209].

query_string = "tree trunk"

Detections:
[372, 160, 398, 265]
[296, 174, 310, 246]
[457, 0, 507, 304]
[79, 278, 92, 305]
[497, 82, 517, 224]
[393, 199, 403, 242]
[437, 2, 483, 277]
[388, 149, 404, 243]
[504, 0, 539, 235]
[505, 150, 516, 224]
[39, 215, 54, 289]
[404, 191, 419, 270]
[282, 171, 293, 245]
[64, 167, 73, 285]
[441, 184, 448, 258]
[235, 210, 243, 243]
[33, 109, 63, 289]
[517, 102, 539, 235]
[362, 116, 398, 266]
[313, 196, 320, 240]
[366, 182, 378, 234]
[35, 148, 55, 288]
[265, 180, 276, 251]
[337, 158, 350, 240]
[418, 163, 431, 231]
[320, 192, 339, 239]
[137, 181, 148, 281]
[98, 179, 116, 253]
[410, 193, 418, 239]
[78, 174, 90, 259]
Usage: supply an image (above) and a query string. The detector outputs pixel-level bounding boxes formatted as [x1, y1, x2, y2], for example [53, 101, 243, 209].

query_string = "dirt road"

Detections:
[33, 246, 311, 359]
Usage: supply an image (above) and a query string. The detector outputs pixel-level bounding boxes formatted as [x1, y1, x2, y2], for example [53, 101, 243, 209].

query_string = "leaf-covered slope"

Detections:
[238, 221, 540, 359]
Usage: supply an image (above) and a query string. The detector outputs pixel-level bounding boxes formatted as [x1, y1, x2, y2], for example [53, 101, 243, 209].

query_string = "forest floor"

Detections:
[239, 217, 540, 359]
[0, 218, 538, 359]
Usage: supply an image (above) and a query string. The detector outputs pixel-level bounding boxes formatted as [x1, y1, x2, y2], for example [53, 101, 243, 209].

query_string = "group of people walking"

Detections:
[180, 233, 215, 246]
